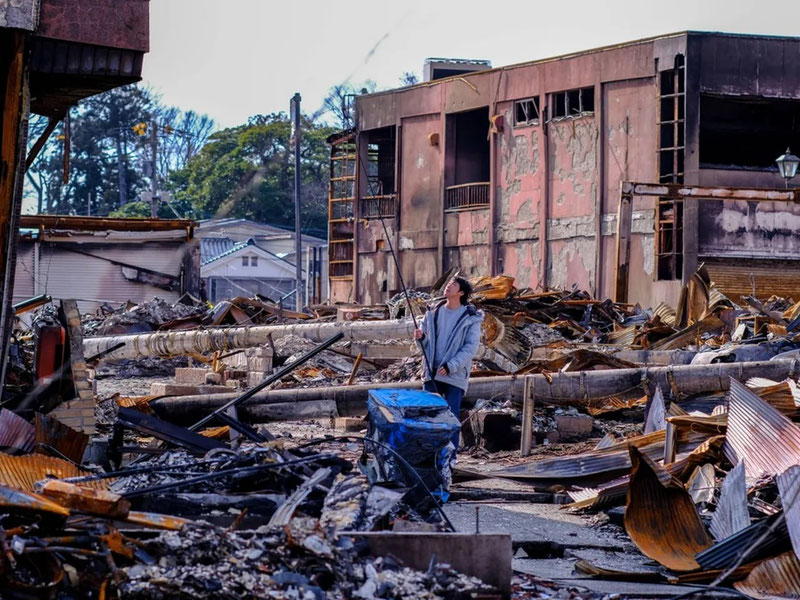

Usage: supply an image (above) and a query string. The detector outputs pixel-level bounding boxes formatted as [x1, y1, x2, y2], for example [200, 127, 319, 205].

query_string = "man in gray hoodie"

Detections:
[413, 276, 484, 451]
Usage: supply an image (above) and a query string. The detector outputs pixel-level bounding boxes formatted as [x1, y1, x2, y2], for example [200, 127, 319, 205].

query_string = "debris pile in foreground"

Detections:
[6, 263, 800, 598]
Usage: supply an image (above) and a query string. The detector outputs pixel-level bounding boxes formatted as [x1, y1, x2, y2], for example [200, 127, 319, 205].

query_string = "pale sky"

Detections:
[146, 0, 800, 129]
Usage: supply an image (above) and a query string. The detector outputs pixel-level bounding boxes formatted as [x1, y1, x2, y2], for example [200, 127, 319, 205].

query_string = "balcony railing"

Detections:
[359, 194, 396, 219]
[445, 182, 490, 211]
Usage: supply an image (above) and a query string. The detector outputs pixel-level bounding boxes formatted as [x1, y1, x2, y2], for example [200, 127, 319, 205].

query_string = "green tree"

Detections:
[168, 113, 335, 236]
[25, 85, 214, 217]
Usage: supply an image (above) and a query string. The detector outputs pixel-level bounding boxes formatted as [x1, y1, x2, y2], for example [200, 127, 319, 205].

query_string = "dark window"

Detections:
[360, 126, 397, 219]
[699, 95, 800, 170]
[514, 97, 540, 126]
[241, 256, 249, 267]
[549, 86, 594, 121]
[444, 107, 491, 210]
[656, 199, 683, 281]
[251, 256, 258, 267]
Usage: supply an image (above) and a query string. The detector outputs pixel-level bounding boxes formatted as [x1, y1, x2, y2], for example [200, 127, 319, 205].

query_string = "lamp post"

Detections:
[776, 147, 800, 188]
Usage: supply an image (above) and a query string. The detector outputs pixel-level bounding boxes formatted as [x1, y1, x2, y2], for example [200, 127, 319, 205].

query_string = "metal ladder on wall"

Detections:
[328, 133, 357, 282]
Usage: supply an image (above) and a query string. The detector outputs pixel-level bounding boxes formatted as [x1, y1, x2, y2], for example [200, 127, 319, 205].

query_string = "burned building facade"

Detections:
[328, 32, 800, 308]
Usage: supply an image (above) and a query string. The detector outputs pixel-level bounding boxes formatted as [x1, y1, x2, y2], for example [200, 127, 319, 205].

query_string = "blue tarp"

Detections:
[364, 389, 460, 501]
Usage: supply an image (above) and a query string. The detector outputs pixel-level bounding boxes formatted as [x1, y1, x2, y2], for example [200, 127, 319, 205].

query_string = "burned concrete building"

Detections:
[329, 31, 800, 308]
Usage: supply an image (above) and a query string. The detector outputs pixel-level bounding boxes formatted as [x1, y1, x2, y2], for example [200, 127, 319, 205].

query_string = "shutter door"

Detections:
[703, 259, 800, 301]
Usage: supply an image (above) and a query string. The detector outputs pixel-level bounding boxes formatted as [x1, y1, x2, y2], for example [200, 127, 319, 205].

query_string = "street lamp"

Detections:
[776, 147, 800, 188]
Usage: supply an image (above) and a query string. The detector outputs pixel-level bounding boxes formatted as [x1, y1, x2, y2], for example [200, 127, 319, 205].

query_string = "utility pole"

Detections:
[115, 129, 127, 207]
[291, 93, 302, 310]
[150, 118, 158, 217]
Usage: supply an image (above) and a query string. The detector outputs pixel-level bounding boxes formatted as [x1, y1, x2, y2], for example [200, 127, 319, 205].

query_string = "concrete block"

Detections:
[245, 346, 273, 358]
[149, 383, 233, 396]
[333, 417, 366, 432]
[247, 356, 273, 372]
[555, 414, 594, 441]
[204, 372, 222, 385]
[227, 352, 249, 368]
[175, 367, 212, 385]
[246, 372, 268, 388]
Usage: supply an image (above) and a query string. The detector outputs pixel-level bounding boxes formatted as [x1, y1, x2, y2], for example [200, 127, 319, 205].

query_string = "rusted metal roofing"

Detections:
[709, 461, 749, 542]
[0, 454, 107, 492]
[624, 446, 712, 571]
[567, 436, 724, 510]
[34, 413, 89, 464]
[0, 409, 35, 453]
[734, 551, 800, 599]
[778, 465, 800, 561]
[723, 379, 800, 479]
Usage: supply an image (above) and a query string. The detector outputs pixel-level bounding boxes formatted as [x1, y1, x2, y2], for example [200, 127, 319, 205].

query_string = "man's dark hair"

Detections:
[454, 276, 472, 305]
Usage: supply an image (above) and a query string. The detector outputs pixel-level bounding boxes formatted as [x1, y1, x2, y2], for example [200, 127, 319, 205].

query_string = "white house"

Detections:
[196, 219, 327, 304]
[201, 238, 302, 303]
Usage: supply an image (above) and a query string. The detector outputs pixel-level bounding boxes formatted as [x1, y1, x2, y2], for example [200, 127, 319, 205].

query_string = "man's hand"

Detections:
[413, 328, 423, 340]
[438, 365, 448, 376]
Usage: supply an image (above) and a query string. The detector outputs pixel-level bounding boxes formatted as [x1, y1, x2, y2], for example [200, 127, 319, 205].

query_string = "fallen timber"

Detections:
[82, 318, 520, 371]
[150, 358, 800, 425]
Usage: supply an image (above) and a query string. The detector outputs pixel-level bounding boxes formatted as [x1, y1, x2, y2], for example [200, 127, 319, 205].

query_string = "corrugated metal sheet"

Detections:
[704, 259, 800, 302]
[709, 460, 749, 541]
[0, 454, 107, 492]
[724, 379, 800, 479]
[35, 242, 183, 313]
[696, 514, 790, 571]
[0, 409, 35, 453]
[624, 446, 713, 571]
[778, 466, 800, 561]
[34, 413, 89, 464]
[12, 244, 35, 302]
[734, 551, 800, 600]
[565, 436, 725, 510]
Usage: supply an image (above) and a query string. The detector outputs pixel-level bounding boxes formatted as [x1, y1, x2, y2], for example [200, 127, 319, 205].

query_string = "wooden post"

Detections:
[520, 375, 535, 457]
[347, 352, 363, 385]
[0, 31, 26, 391]
[614, 182, 634, 303]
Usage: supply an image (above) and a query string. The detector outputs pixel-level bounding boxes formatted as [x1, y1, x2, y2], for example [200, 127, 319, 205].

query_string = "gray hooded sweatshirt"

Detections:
[418, 301, 484, 391]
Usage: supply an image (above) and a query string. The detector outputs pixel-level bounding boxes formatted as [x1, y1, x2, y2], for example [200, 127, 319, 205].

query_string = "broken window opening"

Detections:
[656, 198, 683, 281]
[514, 97, 540, 126]
[445, 107, 491, 210]
[699, 94, 800, 170]
[360, 126, 397, 219]
[549, 86, 595, 121]
[658, 54, 685, 183]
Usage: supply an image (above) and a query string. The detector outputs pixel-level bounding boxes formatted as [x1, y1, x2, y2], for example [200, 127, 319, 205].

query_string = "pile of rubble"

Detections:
[8, 262, 800, 598]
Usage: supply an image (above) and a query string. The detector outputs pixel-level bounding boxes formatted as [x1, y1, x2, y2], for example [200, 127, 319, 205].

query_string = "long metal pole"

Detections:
[150, 118, 158, 217]
[292, 93, 303, 311]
